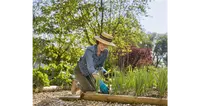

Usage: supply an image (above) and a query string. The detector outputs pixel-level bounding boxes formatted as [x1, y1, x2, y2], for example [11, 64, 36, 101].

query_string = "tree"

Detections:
[154, 34, 167, 67]
[33, 0, 88, 86]
[32, 0, 153, 87]
[117, 46, 153, 70]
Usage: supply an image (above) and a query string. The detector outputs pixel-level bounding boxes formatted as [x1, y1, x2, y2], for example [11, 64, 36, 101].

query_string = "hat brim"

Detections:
[94, 36, 116, 47]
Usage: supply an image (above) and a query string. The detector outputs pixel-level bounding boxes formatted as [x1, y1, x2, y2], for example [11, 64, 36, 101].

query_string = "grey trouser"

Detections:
[74, 64, 96, 92]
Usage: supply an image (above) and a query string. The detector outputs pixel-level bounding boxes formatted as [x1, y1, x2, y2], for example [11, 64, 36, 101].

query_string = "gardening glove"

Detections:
[99, 80, 109, 94]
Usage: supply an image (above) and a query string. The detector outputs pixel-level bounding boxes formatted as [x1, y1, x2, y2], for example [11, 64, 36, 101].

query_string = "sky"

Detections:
[140, 0, 167, 34]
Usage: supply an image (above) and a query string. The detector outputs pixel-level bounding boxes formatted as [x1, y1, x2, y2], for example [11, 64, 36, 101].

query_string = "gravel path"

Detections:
[33, 90, 158, 106]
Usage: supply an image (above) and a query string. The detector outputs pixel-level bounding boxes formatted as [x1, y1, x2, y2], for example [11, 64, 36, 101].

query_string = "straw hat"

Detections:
[94, 32, 116, 46]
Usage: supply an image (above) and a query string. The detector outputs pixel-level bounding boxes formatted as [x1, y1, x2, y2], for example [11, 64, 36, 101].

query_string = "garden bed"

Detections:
[31, 66, 170, 106]
[33, 90, 167, 106]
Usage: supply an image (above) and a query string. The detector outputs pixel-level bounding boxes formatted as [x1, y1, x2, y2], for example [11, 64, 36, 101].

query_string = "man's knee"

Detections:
[71, 80, 79, 94]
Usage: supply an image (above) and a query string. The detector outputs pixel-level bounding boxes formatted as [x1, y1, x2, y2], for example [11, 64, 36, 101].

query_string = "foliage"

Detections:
[42, 62, 74, 79]
[33, 69, 50, 89]
[156, 68, 168, 97]
[110, 68, 123, 94]
[33, 37, 50, 68]
[33, 65, 73, 88]
[154, 34, 167, 67]
[117, 46, 153, 70]
[108, 66, 167, 98]
[50, 71, 72, 86]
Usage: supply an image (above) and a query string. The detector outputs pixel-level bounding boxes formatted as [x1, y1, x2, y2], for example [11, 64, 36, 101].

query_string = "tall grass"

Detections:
[111, 69, 123, 94]
[105, 66, 167, 98]
[134, 68, 146, 96]
[125, 66, 135, 92]
[156, 68, 168, 97]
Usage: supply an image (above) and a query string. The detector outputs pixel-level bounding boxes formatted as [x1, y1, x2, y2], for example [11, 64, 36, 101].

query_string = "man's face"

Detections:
[98, 42, 108, 52]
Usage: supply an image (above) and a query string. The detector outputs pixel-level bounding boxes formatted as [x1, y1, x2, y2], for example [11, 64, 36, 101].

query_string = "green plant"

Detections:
[143, 69, 149, 93]
[166, 67, 170, 89]
[109, 67, 123, 94]
[33, 69, 50, 89]
[147, 65, 157, 72]
[142, 67, 155, 92]
[125, 66, 135, 92]
[95, 77, 100, 93]
[50, 71, 72, 87]
[134, 69, 146, 96]
[108, 66, 167, 97]
[93, 71, 102, 92]
[156, 68, 167, 97]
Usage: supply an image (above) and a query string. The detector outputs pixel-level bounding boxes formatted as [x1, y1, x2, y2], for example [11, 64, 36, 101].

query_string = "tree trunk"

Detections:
[100, 0, 104, 33]
[132, 54, 140, 69]
[127, 53, 129, 67]
[112, 0, 122, 37]
[156, 55, 160, 68]
[108, 0, 112, 33]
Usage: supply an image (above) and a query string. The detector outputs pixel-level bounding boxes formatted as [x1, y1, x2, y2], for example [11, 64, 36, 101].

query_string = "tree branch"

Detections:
[100, 0, 104, 33]
[95, 1, 101, 34]
[112, 0, 122, 37]
[84, 29, 94, 45]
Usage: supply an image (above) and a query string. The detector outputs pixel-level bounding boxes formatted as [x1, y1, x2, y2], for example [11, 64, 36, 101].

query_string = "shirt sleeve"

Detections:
[97, 49, 109, 70]
[85, 48, 97, 74]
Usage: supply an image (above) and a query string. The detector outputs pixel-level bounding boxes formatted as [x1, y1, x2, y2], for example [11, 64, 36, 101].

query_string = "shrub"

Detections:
[117, 46, 153, 69]
[50, 71, 72, 87]
[33, 69, 50, 89]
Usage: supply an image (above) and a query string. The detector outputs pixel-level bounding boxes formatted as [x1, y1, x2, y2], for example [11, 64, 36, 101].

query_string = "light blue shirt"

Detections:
[78, 45, 108, 76]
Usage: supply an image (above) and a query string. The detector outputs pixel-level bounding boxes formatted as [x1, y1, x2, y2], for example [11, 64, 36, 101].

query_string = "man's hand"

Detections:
[92, 72, 109, 94]
[92, 73, 100, 79]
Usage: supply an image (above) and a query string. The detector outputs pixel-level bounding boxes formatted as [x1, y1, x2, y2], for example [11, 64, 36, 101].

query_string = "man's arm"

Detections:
[98, 49, 109, 68]
[85, 48, 98, 75]
[96, 49, 109, 76]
